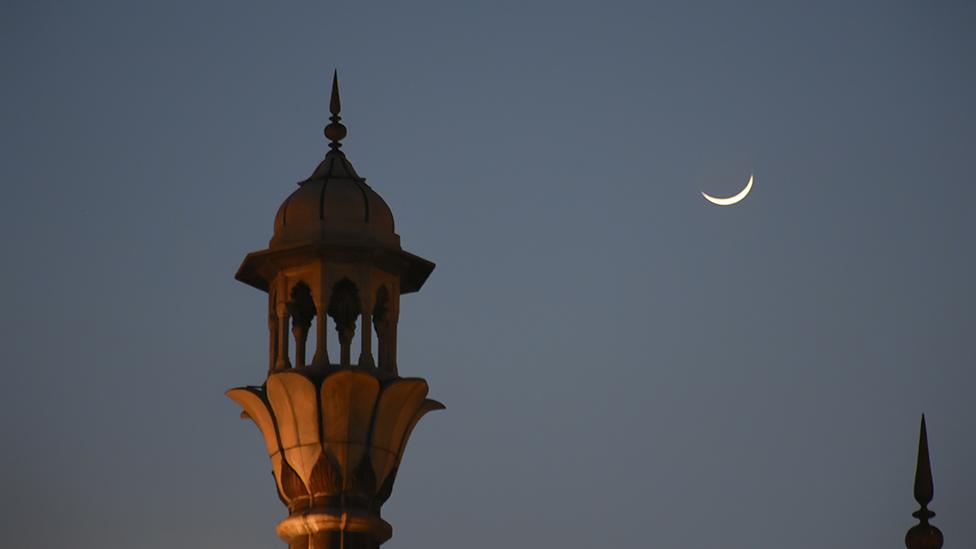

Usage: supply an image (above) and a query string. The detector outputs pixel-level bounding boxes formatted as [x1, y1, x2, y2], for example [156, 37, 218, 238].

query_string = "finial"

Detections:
[905, 415, 943, 549]
[913, 415, 934, 508]
[330, 69, 341, 115]
[324, 69, 347, 151]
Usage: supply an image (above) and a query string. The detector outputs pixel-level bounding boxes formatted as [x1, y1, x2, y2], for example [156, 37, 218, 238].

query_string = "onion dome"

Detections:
[236, 71, 434, 294]
[271, 149, 397, 250]
[271, 72, 398, 250]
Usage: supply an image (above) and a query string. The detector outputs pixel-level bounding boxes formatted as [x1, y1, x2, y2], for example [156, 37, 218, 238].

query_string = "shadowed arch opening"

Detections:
[288, 282, 316, 368]
[328, 279, 361, 366]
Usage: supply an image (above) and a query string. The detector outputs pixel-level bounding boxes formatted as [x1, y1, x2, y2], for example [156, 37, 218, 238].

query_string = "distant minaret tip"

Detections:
[330, 69, 341, 115]
[913, 415, 934, 511]
[905, 414, 943, 549]
[324, 69, 347, 150]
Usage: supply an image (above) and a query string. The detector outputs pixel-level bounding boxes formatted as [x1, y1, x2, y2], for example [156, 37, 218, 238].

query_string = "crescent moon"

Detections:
[702, 174, 754, 206]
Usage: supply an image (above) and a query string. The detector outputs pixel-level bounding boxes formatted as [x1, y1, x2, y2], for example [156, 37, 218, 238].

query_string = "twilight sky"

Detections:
[2, 1, 974, 548]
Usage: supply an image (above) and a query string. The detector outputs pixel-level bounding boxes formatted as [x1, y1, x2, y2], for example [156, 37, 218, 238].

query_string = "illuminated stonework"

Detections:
[228, 71, 441, 549]
[228, 369, 442, 547]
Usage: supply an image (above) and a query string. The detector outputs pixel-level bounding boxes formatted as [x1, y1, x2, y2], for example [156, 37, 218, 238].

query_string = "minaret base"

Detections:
[277, 509, 392, 549]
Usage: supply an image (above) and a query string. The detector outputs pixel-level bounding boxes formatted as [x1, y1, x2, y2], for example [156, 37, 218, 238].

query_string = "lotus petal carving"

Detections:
[226, 368, 443, 510]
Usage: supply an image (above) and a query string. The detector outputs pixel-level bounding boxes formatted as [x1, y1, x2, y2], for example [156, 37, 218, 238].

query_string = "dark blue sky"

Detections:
[2, 1, 974, 547]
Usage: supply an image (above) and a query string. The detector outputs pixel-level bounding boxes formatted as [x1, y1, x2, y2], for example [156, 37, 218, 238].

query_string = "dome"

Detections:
[236, 71, 434, 295]
[270, 149, 400, 250]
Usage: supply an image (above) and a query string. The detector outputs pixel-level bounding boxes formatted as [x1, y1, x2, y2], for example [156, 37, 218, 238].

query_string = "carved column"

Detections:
[276, 301, 291, 370]
[359, 310, 374, 368]
[312, 287, 329, 365]
[374, 317, 388, 372]
[268, 311, 277, 373]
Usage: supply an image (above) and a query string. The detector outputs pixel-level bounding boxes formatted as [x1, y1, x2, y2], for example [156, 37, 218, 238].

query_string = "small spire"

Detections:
[913, 415, 934, 508]
[905, 414, 943, 549]
[324, 69, 347, 151]
[330, 69, 341, 115]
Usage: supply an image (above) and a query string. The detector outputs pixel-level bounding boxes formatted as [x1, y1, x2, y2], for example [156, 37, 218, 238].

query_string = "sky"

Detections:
[1, 1, 974, 548]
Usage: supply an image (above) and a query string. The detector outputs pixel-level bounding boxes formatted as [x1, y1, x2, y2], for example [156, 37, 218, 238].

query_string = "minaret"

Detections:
[905, 415, 943, 549]
[227, 71, 443, 549]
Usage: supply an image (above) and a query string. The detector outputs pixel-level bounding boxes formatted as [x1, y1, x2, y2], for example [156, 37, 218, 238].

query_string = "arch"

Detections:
[327, 279, 361, 366]
[289, 281, 316, 368]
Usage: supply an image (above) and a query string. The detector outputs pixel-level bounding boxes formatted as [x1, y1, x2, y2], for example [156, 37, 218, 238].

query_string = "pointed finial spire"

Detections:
[330, 69, 341, 115]
[324, 69, 347, 151]
[905, 415, 943, 549]
[913, 415, 934, 507]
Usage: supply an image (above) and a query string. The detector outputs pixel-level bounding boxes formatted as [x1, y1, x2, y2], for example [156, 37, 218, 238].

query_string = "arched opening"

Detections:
[327, 279, 361, 366]
[288, 282, 316, 368]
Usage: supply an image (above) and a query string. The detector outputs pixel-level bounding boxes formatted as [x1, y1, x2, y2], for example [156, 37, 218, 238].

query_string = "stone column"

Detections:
[359, 309, 374, 368]
[276, 301, 291, 370]
[313, 290, 329, 365]
[268, 311, 277, 373]
[374, 318, 387, 372]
